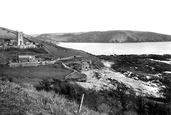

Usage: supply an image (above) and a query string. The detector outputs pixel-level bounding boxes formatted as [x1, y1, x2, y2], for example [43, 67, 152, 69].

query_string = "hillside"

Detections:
[0, 27, 16, 39]
[35, 30, 171, 43]
[0, 80, 101, 115]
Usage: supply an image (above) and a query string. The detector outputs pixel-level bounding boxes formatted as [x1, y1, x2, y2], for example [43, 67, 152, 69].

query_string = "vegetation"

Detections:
[97, 54, 171, 114]
[0, 79, 102, 115]
[36, 79, 137, 115]
[36, 78, 171, 115]
[0, 65, 72, 85]
[1, 71, 171, 115]
[98, 54, 171, 79]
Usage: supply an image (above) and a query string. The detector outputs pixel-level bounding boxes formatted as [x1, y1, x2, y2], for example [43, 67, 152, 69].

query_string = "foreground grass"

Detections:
[0, 80, 103, 115]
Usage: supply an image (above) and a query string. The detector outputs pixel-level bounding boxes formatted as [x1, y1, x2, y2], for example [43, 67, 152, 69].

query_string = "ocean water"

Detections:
[58, 42, 171, 55]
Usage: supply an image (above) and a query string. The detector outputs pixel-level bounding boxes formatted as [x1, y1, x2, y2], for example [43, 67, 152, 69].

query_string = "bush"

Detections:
[97, 103, 111, 113]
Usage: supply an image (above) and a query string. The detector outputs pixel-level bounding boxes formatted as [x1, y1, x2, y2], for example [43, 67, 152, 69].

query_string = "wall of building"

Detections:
[9, 62, 39, 67]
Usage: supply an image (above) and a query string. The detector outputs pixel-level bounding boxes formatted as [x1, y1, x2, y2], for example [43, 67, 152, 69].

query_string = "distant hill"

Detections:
[35, 30, 171, 43]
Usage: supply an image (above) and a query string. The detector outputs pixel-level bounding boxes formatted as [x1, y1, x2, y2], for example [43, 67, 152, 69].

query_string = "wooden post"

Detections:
[77, 94, 84, 114]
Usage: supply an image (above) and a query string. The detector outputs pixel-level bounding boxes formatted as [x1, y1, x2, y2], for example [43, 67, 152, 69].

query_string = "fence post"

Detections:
[77, 94, 84, 114]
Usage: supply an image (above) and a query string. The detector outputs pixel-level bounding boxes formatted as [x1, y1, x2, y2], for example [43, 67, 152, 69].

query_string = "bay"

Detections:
[58, 42, 171, 55]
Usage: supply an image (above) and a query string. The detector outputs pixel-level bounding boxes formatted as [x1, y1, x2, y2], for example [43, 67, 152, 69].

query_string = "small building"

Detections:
[81, 60, 92, 71]
[65, 60, 92, 71]
[18, 55, 36, 63]
[9, 40, 17, 46]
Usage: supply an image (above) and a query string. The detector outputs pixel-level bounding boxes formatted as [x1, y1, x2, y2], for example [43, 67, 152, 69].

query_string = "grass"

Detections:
[0, 65, 72, 85]
[0, 80, 103, 115]
[40, 41, 103, 67]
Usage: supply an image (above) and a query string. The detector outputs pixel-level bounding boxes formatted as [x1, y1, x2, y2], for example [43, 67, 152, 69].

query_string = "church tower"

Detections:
[17, 32, 24, 46]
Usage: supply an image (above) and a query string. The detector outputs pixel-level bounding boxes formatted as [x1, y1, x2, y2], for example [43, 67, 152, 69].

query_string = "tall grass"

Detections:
[0, 80, 103, 115]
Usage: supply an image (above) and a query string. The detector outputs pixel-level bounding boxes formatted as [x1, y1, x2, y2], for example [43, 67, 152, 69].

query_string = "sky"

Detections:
[0, 0, 171, 35]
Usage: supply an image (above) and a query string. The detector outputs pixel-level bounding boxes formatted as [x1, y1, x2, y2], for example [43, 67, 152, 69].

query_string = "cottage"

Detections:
[9, 40, 17, 46]
[18, 55, 36, 63]
[81, 60, 92, 71]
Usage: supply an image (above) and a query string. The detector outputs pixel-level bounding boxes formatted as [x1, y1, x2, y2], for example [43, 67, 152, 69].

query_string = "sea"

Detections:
[58, 42, 171, 55]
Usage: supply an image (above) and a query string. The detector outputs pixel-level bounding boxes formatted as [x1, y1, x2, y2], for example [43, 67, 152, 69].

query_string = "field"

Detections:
[0, 65, 72, 85]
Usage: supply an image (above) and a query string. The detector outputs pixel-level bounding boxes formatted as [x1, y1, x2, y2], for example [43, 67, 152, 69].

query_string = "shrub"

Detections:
[97, 103, 111, 113]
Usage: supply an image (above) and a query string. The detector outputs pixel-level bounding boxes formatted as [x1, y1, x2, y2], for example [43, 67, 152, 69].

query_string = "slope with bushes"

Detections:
[0, 80, 102, 115]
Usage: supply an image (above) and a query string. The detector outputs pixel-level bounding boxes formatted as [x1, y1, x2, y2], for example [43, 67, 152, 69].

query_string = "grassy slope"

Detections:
[0, 66, 72, 85]
[36, 30, 171, 43]
[0, 80, 102, 115]
[0, 27, 16, 39]
[42, 42, 101, 61]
